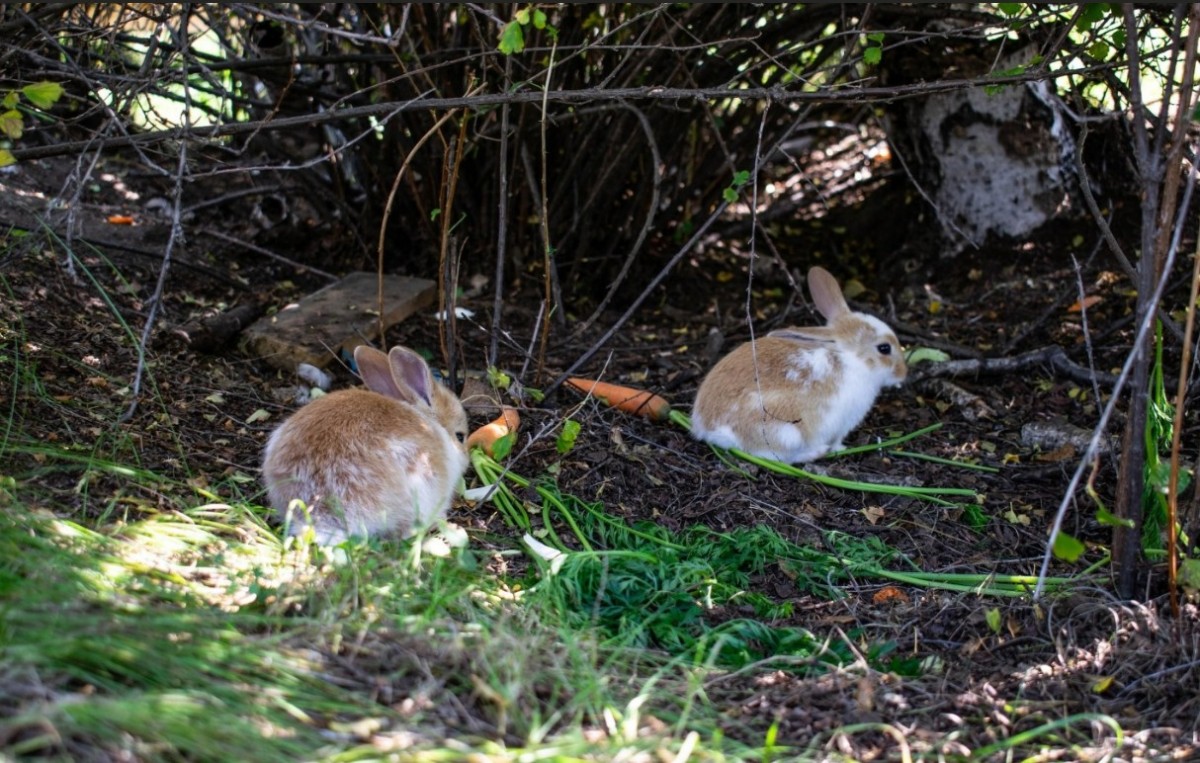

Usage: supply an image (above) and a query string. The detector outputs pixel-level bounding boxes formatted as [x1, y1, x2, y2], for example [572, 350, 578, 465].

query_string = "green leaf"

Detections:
[1180, 558, 1200, 592]
[866, 32, 885, 43]
[2, 92, 18, 109]
[1088, 41, 1110, 60]
[1052, 531, 1086, 563]
[984, 607, 1002, 634]
[905, 347, 950, 365]
[863, 46, 882, 65]
[1113, 30, 1126, 49]
[1095, 505, 1134, 528]
[533, 9, 547, 30]
[722, 187, 738, 203]
[1078, 3, 1107, 27]
[732, 169, 750, 186]
[0, 149, 14, 168]
[515, 8, 530, 25]
[492, 431, 515, 461]
[556, 419, 581, 455]
[997, 3, 1023, 17]
[21, 81, 64, 110]
[0, 109, 22, 140]
[430, 208, 441, 221]
[486, 366, 512, 389]
[498, 20, 525, 55]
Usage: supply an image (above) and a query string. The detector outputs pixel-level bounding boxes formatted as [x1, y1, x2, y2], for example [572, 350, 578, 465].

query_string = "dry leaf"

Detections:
[1035, 443, 1077, 462]
[873, 586, 910, 605]
[862, 505, 886, 525]
[1068, 295, 1102, 312]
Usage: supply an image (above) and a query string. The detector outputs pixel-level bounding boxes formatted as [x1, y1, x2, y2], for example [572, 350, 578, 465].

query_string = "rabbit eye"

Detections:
[877, 343, 892, 355]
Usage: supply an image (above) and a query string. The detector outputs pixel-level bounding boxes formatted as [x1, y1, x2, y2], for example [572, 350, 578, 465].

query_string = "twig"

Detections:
[1167, 147, 1200, 620]
[1002, 232, 1107, 355]
[488, 58, 513, 369]
[547, 199, 730, 396]
[199, 228, 338, 281]
[568, 103, 663, 338]
[438, 105, 471, 383]
[121, 7, 193, 423]
[1071, 254, 1103, 408]
[375, 88, 481, 341]
[9, 68, 1122, 164]
[907, 346, 1119, 389]
[536, 36, 559, 384]
[1035, 169, 1185, 599]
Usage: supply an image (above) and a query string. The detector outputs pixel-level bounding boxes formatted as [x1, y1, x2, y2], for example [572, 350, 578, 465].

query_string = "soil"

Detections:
[2, 138, 1198, 761]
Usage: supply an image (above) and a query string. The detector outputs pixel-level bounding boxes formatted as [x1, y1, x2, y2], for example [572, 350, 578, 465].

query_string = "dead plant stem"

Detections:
[439, 105, 472, 382]
[375, 88, 481, 345]
[536, 36, 558, 384]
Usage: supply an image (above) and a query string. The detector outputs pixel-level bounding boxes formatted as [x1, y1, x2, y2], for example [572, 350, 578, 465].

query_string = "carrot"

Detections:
[466, 406, 521, 456]
[565, 377, 672, 421]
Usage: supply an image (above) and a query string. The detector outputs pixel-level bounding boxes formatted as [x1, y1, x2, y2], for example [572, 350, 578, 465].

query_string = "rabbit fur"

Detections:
[691, 266, 907, 463]
[261, 344, 469, 544]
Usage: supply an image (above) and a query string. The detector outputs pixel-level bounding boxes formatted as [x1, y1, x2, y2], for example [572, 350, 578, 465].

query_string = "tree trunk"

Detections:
[881, 22, 1076, 250]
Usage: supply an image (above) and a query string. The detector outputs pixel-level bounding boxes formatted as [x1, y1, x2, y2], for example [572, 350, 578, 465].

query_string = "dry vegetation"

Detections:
[2, 3, 1199, 761]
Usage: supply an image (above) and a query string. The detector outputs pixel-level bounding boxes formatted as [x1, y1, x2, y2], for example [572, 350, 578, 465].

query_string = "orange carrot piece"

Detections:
[565, 377, 672, 421]
[466, 406, 521, 455]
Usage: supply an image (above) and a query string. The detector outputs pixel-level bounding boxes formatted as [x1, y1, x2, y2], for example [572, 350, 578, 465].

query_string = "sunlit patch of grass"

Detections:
[0, 509, 344, 760]
[0, 488, 781, 759]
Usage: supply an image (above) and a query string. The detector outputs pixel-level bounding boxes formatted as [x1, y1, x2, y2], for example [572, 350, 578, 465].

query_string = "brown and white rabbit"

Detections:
[261, 344, 469, 544]
[691, 266, 907, 463]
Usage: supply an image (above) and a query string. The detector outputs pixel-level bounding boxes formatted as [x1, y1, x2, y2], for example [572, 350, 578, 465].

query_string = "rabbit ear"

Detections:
[354, 345, 416, 402]
[807, 266, 850, 322]
[387, 346, 436, 407]
[768, 327, 837, 346]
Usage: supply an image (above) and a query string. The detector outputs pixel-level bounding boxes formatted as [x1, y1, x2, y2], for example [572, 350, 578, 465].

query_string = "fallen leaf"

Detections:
[1036, 444, 1077, 462]
[1091, 675, 1115, 694]
[1004, 507, 1031, 526]
[856, 677, 875, 711]
[985, 607, 1002, 634]
[1006, 616, 1022, 638]
[862, 505, 886, 525]
[106, 214, 135, 225]
[1068, 295, 1102, 312]
[960, 636, 985, 656]
[246, 408, 271, 424]
[873, 586, 909, 605]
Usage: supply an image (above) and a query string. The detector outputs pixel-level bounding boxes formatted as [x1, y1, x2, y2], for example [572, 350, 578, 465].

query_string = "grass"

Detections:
[0, 252, 1127, 761]
[0, 435, 1108, 761]
[0, 458, 776, 760]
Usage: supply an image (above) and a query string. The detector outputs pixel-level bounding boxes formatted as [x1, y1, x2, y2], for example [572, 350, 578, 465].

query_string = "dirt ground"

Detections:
[2, 139, 1198, 760]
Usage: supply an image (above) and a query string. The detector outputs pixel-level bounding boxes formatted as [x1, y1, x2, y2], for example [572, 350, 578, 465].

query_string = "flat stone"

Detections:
[243, 272, 436, 371]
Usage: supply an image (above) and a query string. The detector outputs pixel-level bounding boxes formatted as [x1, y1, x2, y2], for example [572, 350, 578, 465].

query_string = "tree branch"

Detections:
[9, 66, 1118, 163]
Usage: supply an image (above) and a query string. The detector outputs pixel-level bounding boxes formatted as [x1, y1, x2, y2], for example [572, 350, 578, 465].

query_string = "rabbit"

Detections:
[261, 344, 470, 544]
[691, 266, 907, 463]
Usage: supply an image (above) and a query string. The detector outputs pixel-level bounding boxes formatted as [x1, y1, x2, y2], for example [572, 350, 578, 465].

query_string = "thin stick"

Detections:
[121, 7, 193, 423]
[10, 67, 1124, 164]
[488, 58, 512, 369]
[535, 35, 558, 384]
[375, 87, 482, 343]
[1168, 185, 1200, 619]
[438, 104, 471, 381]
[200, 229, 337, 281]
